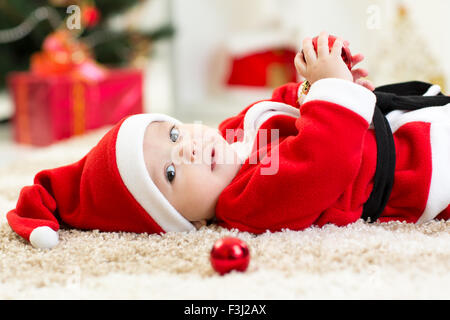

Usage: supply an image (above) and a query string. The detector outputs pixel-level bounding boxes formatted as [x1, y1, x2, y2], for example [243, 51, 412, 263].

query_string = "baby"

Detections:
[7, 32, 450, 248]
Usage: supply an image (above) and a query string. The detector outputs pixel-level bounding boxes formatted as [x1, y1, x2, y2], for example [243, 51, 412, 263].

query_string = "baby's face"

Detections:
[143, 121, 241, 228]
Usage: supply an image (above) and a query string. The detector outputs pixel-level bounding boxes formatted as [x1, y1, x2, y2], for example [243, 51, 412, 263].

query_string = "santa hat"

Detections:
[6, 113, 195, 249]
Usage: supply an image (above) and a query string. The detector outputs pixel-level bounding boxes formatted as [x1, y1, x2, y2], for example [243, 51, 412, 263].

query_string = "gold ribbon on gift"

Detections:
[15, 76, 31, 144]
[72, 81, 86, 136]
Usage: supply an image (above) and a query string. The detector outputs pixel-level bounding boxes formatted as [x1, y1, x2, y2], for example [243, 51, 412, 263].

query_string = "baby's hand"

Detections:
[348, 51, 375, 91]
[295, 31, 353, 85]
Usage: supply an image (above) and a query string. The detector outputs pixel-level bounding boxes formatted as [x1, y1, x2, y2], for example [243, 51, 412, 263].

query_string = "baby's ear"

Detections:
[192, 220, 207, 229]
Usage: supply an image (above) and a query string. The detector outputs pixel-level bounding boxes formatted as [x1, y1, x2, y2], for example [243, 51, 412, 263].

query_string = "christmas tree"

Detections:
[368, 4, 446, 92]
[0, 0, 173, 90]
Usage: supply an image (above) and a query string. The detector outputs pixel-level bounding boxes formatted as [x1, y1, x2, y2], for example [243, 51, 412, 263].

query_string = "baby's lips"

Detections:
[311, 35, 353, 70]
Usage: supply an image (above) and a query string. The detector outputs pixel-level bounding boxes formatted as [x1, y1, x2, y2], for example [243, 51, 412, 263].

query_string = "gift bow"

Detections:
[30, 30, 106, 82]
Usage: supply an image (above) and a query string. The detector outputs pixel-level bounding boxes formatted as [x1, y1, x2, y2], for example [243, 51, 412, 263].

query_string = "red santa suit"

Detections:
[215, 78, 450, 234]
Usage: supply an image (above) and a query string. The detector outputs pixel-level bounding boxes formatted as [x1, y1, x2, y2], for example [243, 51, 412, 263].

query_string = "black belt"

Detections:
[361, 83, 450, 223]
[360, 106, 395, 222]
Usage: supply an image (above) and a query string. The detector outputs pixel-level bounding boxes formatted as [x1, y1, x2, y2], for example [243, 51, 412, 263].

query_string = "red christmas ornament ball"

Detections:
[82, 6, 101, 28]
[210, 237, 250, 275]
[311, 35, 353, 70]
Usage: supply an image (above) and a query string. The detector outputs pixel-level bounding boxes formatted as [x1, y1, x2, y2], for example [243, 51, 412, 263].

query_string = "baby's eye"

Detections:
[166, 164, 176, 183]
[169, 126, 179, 142]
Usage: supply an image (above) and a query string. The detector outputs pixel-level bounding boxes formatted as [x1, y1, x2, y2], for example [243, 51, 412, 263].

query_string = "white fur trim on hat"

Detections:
[115, 114, 196, 232]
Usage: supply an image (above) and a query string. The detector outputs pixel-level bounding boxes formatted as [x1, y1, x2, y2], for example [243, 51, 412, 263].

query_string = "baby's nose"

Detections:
[179, 140, 197, 163]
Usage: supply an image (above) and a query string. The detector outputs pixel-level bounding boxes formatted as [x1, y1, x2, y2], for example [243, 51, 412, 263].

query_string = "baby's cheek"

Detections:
[196, 172, 223, 199]
[183, 167, 214, 194]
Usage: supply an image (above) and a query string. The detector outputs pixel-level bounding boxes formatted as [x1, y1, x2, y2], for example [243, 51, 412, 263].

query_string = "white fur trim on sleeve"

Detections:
[29, 226, 59, 249]
[116, 114, 196, 233]
[231, 101, 300, 162]
[303, 78, 376, 124]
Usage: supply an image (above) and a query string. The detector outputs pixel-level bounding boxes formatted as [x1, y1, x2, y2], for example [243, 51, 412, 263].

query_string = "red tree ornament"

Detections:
[82, 5, 101, 28]
[210, 237, 250, 275]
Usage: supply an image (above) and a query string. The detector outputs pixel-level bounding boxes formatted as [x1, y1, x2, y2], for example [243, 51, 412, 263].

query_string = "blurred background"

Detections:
[0, 0, 449, 163]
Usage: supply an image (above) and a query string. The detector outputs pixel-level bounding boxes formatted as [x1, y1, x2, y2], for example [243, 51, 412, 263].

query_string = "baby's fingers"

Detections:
[351, 53, 365, 67]
[331, 38, 344, 57]
[351, 68, 369, 81]
[356, 79, 375, 91]
[294, 52, 307, 76]
[317, 31, 330, 57]
[302, 37, 317, 64]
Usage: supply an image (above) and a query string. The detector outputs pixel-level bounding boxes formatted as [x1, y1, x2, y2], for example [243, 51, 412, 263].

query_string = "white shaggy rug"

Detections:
[1, 127, 450, 300]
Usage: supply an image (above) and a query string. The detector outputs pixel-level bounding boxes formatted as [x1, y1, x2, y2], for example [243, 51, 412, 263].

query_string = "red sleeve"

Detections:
[216, 79, 376, 233]
[270, 81, 303, 106]
[218, 82, 303, 143]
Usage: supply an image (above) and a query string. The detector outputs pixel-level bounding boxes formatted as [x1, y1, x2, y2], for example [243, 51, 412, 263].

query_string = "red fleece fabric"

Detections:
[216, 82, 434, 233]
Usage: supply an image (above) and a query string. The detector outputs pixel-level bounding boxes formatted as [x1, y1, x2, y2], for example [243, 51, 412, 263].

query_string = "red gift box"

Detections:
[7, 69, 143, 146]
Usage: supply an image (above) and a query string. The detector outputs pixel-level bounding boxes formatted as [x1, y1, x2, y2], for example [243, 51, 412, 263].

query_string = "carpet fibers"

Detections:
[1, 128, 450, 299]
